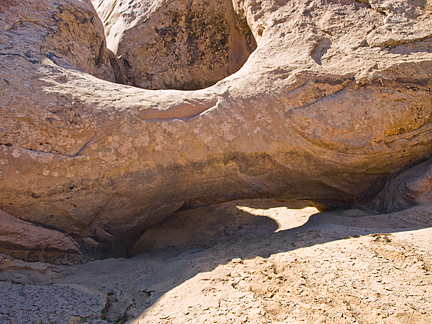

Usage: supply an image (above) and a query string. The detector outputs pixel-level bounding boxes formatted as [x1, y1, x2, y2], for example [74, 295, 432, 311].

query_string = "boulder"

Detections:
[92, 0, 257, 89]
[1, 0, 432, 260]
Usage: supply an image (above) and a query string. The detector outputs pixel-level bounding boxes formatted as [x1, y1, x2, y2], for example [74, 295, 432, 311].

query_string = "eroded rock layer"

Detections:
[1, 0, 432, 261]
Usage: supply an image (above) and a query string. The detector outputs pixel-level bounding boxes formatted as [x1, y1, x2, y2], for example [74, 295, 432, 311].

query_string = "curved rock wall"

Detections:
[0, 0, 432, 261]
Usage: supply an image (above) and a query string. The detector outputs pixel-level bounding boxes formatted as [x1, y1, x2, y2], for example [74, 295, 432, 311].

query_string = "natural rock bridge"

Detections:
[1, 0, 432, 262]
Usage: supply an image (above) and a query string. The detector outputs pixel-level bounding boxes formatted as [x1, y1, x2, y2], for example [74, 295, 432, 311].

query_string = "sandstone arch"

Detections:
[1, 0, 432, 262]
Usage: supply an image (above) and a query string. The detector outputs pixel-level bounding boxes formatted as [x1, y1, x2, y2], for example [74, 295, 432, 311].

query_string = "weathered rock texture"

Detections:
[92, 0, 257, 89]
[0, 210, 82, 264]
[370, 158, 432, 212]
[1, 0, 432, 260]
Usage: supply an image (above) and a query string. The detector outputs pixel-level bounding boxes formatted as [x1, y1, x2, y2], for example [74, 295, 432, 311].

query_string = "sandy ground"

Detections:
[1, 199, 432, 323]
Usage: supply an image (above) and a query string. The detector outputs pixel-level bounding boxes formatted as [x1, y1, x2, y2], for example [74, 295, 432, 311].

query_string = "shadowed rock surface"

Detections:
[1, 200, 432, 323]
[1, 0, 432, 260]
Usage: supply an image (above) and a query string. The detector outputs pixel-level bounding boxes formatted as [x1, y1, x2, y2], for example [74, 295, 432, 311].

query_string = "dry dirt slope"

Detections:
[1, 200, 432, 323]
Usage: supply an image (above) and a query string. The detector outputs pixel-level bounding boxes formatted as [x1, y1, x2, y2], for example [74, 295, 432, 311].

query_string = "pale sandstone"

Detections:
[0, 0, 432, 259]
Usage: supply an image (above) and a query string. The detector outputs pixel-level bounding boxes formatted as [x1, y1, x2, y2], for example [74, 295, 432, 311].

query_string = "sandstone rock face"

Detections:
[370, 159, 432, 212]
[0, 210, 82, 264]
[0, 0, 115, 82]
[92, 0, 257, 89]
[1, 0, 432, 261]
